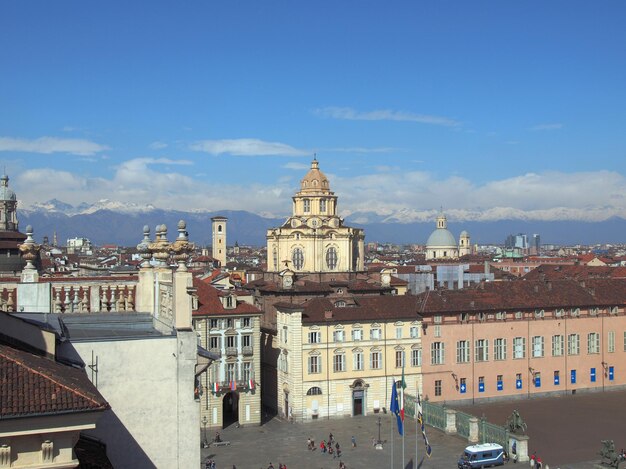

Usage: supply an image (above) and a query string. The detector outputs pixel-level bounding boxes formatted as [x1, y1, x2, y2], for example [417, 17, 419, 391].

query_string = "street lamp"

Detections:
[202, 415, 208, 448]
[375, 416, 383, 450]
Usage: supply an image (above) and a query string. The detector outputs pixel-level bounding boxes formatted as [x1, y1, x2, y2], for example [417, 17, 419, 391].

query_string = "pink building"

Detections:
[418, 279, 626, 403]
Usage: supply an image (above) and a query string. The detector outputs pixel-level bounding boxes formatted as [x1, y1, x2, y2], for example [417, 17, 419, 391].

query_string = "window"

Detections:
[587, 332, 600, 354]
[333, 353, 345, 372]
[308, 355, 321, 374]
[571, 308, 580, 317]
[534, 309, 545, 319]
[272, 248, 278, 271]
[532, 336, 544, 358]
[226, 335, 237, 348]
[435, 380, 442, 397]
[410, 326, 419, 338]
[460, 312, 469, 322]
[555, 308, 564, 318]
[513, 337, 526, 359]
[411, 348, 422, 367]
[475, 339, 489, 362]
[303, 199, 310, 213]
[494, 338, 507, 361]
[308, 331, 321, 344]
[242, 362, 251, 382]
[307, 386, 323, 396]
[610, 306, 619, 315]
[325, 247, 338, 270]
[242, 335, 252, 347]
[210, 319, 219, 329]
[370, 328, 381, 340]
[395, 350, 404, 368]
[515, 311, 523, 319]
[334, 300, 346, 307]
[568, 333, 580, 355]
[319, 199, 326, 212]
[554, 370, 560, 383]
[227, 318, 233, 329]
[209, 336, 220, 350]
[370, 351, 382, 369]
[434, 315, 443, 324]
[608, 331, 615, 353]
[226, 363, 236, 381]
[456, 340, 470, 363]
[552, 335, 564, 357]
[431, 342, 445, 365]
[352, 329, 363, 341]
[590, 308, 599, 317]
[353, 351, 364, 371]
[292, 248, 304, 270]
[434, 325, 442, 338]
[242, 317, 251, 328]
[281, 326, 288, 344]
[225, 296, 233, 308]
[395, 327, 403, 339]
[496, 311, 506, 321]
[333, 330, 345, 343]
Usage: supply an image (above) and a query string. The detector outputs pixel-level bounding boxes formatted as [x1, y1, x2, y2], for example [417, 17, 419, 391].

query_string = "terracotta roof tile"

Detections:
[0, 344, 108, 418]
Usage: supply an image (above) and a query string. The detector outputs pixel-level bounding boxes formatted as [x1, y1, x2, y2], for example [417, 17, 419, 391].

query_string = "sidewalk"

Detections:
[201, 413, 468, 468]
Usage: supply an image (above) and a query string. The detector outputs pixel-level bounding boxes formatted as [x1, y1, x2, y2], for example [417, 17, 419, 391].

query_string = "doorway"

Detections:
[353, 389, 364, 416]
[222, 391, 239, 428]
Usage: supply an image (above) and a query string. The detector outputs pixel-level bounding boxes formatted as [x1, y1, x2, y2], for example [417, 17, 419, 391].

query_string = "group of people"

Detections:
[303, 432, 348, 467]
[529, 452, 543, 469]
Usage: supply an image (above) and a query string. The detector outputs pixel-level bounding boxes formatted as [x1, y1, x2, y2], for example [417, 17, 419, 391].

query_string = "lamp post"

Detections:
[202, 415, 208, 448]
[375, 416, 383, 449]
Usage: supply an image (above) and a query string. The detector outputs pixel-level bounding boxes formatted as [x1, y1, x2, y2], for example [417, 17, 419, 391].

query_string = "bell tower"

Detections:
[211, 216, 227, 268]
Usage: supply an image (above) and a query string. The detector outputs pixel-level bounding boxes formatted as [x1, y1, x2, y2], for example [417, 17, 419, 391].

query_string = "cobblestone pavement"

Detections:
[201, 413, 468, 469]
[201, 389, 626, 468]
[453, 388, 626, 469]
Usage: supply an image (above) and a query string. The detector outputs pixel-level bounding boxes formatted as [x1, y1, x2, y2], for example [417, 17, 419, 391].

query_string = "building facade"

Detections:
[418, 279, 626, 404]
[266, 158, 365, 273]
[211, 216, 227, 268]
[192, 279, 263, 430]
[272, 295, 422, 421]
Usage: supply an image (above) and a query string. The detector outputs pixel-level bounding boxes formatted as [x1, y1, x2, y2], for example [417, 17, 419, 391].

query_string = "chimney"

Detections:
[324, 310, 333, 320]
[547, 282, 552, 291]
[534, 285, 539, 293]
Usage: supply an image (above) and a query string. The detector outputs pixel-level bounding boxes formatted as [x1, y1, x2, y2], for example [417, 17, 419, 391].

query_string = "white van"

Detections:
[457, 443, 506, 468]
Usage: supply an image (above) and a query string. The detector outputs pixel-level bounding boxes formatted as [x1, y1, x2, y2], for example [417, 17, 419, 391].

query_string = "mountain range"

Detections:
[18, 199, 626, 247]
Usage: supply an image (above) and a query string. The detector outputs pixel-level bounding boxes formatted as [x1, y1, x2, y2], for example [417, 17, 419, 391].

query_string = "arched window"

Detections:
[306, 386, 323, 396]
[292, 248, 304, 270]
[218, 225, 223, 233]
[326, 247, 338, 270]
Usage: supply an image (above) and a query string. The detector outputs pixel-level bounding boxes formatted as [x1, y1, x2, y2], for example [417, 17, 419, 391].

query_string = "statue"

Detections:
[506, 410, 527, 434]
[598, 440, 624, 468]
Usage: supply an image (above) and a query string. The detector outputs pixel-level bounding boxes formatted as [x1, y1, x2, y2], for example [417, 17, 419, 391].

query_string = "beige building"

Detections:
[272, 295, 422, 421]
[266, 158, 365, 273]
[192, 279, 263, 430]
[211, 216, 227, 268]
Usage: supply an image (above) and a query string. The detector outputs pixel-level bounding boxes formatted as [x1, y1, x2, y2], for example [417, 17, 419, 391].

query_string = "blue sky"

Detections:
[1, 1, 625, 222]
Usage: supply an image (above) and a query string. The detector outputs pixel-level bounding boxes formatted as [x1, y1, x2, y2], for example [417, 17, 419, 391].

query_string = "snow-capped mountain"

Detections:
[24, 199, 159, 216]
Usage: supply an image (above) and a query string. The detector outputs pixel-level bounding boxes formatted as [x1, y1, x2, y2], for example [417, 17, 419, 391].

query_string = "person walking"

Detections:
[320, 440, 326, 453]
[351, 435, 356, 448]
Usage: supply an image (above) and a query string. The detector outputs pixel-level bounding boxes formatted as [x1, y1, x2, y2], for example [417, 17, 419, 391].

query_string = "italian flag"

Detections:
[213, 382, 219, 393]
[249, 379, 255, 390]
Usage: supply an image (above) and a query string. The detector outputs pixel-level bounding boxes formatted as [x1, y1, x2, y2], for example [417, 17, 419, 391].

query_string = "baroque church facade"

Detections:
[266, 158, 365, 274]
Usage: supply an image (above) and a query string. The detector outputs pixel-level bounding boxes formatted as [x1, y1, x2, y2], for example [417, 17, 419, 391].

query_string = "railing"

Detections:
[209, 348, 222, 358]
[422, 400, 446, 431]
[225, 347, 237, 357]
[242, 346, 254, 356]
[479, 417, 509, 448]
[456, 410, 472, 439]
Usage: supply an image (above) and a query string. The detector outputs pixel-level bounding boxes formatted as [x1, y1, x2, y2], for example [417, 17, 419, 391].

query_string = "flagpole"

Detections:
[402, 353, 405, 469]
[415, 399, 418, 467]
[390, 375, 394, 469]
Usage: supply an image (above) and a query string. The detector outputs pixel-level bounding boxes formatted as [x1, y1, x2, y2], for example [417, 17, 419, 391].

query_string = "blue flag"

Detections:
[389, 381, 403, 436]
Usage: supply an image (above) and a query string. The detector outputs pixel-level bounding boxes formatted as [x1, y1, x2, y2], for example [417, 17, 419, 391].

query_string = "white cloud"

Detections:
[189, 138, 309, 157]
[315, 107, 461, 127]
[530, 123, 564, 131]
[324, 147, 398, 153]
[0, 136, 108, 156]
[149, 141, 168, 150]
[283, 162, 309, 170]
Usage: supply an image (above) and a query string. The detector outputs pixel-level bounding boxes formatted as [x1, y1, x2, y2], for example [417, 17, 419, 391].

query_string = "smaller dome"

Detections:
[0, 174, 16, 202]
[300, 158, 330, 192]
[460, 230, 469, 237]
[426, 229, 457, 248]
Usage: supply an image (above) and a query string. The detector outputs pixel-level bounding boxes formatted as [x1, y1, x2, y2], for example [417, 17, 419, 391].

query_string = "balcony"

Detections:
[225, 347, 238, 357]
[209, 348, 222, 358]
[242, 346, 254, 356]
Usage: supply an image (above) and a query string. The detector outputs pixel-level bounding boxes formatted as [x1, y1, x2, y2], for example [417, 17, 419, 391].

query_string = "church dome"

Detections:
[460, 230, 468, 237]
[0, 175, 16, 201]
[426, 228, 457, 247]
[300, 158, 330, 193]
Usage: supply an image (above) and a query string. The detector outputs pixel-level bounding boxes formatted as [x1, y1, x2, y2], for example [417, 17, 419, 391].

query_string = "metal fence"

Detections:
[479, 418, 509, 448]
[456, 410, 472, 439]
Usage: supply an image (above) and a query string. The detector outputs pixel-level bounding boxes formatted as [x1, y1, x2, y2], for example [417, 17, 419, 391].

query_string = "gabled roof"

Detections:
[276, 295, 422, 324]
[192, 277, 262, 317]
[0, 344, 108, 419]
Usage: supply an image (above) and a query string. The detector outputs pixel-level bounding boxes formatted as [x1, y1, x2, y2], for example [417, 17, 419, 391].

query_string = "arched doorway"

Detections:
[350, 379, 368, 417]
[222, 391, 239, 428]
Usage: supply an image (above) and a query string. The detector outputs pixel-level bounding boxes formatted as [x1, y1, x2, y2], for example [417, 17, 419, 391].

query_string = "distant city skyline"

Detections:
[2, 1, 626, 222]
